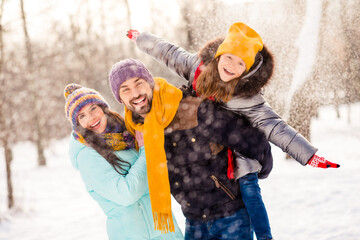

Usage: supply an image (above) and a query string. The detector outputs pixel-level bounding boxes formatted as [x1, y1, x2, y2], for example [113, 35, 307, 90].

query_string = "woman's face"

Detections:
[77, 104, 107, 134]
[217, 53, 246, 82]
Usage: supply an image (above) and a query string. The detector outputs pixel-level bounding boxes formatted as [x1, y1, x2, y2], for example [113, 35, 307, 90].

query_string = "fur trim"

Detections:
[198, 37, 225, 66]
[198, 37, 274, 98]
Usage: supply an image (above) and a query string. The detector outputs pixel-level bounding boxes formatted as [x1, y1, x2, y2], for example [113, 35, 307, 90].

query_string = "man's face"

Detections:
[119, 77, 153, 118]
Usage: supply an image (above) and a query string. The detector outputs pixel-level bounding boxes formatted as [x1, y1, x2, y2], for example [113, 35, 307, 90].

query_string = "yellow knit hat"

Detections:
[215, 22, 263, 71]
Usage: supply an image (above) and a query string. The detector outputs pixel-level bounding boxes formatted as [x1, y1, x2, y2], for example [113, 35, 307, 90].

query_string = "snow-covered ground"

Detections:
[0, 103, 359, 240]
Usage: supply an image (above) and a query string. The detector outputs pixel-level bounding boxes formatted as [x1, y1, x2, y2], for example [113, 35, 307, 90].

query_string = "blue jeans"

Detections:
[184, 208, 253, 240]
[239, 172, 272, 240]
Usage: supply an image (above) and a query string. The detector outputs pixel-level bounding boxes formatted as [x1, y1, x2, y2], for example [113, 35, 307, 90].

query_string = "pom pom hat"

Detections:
[64, 83, 109, 129]
[109, 58, 154, 103]
[215, 22, 263, 71]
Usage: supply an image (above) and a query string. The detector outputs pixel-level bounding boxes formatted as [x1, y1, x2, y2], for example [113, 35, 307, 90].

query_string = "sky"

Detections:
[0, 103, 359, 240]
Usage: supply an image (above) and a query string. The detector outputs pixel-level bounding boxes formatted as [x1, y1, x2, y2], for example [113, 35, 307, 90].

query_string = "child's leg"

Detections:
[238, 172, 273, 240]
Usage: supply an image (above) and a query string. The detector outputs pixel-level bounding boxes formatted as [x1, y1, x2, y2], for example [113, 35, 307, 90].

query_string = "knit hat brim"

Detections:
[109, 59, 154, 103]
[64, 84, 109, 129]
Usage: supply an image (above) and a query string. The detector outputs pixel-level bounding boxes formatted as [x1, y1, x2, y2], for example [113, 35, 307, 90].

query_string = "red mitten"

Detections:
[126, 29, 140, 41]
[307, 154, 340, 168]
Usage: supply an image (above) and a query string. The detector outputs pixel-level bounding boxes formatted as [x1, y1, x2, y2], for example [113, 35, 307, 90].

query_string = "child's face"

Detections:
[217, 53, 246, 82]
[77, 104, 107, 134]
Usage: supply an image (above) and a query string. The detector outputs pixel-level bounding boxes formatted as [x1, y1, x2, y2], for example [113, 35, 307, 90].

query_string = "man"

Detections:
[109, 58, 272, 240]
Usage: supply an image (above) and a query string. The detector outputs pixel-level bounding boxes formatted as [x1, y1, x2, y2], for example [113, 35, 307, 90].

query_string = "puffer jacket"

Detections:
[136, 32, 317, 166]
[69, 133, 184, 240]
[163, 94, 273, 220]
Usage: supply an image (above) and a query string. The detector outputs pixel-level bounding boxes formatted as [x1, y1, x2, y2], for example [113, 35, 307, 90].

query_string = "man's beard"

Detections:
[126, 94, 152, 117]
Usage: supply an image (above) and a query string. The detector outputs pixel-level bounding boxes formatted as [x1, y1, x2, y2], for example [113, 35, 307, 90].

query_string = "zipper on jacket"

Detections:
[210, 175, 236, 200]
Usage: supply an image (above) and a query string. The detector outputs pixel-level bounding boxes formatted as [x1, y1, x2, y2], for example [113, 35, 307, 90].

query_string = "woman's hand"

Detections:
[135, 130, 144, 148]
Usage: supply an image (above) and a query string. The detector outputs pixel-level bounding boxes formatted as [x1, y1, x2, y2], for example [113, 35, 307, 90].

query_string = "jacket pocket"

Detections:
[210, 175, 235, 200]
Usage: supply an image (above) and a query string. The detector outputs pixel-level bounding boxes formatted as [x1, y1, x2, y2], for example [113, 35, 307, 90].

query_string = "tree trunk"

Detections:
[5, 139, 14, 208]
[123, 0, 136, 57]
[288, 0, 323, 143]
[177, 0, 195, 51]
[0, 0, 14, 209]
[19, 0, 46, 166]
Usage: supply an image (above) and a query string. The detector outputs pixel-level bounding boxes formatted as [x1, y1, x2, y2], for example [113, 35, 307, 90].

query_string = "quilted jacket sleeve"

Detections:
[224, 93, 318, 165]
[136, 32, 201, 82]
[77, 147, 148, 206]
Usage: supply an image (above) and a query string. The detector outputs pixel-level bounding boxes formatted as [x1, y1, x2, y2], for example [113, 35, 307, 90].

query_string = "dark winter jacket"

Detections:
[162, 92, 272, 221]
[136, 32, 317, 166]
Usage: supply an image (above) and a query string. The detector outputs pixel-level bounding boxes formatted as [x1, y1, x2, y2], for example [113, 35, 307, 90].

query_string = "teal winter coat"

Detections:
[69, 134, 183, 240]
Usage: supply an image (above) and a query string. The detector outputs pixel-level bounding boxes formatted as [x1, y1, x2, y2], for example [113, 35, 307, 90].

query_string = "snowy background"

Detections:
[1, 0, 360, 239]
[1, 103, 359, 240]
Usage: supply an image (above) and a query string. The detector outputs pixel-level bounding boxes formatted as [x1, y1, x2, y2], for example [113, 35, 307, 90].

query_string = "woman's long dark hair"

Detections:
[76, 106, 132, 176]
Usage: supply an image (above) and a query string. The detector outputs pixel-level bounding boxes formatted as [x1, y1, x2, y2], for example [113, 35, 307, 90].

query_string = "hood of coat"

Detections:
[197, 36, 274, 98]
[68, 133, 86, 170]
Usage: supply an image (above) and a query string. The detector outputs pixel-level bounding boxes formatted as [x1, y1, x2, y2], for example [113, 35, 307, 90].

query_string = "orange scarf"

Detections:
[124, 77, 182, 233]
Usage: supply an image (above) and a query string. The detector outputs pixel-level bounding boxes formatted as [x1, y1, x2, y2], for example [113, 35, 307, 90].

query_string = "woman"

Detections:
[127, 22, 339, 240]
[64, 83, 183, 240]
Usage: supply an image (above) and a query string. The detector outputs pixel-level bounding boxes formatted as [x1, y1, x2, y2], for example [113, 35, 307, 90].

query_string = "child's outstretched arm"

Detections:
[127, 30, 200, 82]
[223, 93, 340, 168]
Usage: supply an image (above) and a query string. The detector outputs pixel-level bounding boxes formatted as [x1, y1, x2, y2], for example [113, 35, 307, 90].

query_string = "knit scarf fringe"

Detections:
[153, 212, 175, 234]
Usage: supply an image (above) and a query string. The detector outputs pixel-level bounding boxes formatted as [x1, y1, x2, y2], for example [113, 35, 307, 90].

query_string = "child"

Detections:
[127, 22, 340, 240]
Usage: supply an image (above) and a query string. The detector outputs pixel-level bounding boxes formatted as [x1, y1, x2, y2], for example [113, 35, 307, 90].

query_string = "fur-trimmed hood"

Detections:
[198, 37, 274, 98]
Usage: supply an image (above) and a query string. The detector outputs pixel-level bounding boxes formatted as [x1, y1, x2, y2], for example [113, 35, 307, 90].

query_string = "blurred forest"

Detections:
[0, 0, 359, 209]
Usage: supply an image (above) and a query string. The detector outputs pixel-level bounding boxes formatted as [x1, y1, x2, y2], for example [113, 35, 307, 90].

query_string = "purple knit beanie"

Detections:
[109, 58, 154, 103]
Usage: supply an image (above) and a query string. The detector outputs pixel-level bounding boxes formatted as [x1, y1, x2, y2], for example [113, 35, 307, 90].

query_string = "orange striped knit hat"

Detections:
[64, 83, 109, 129]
